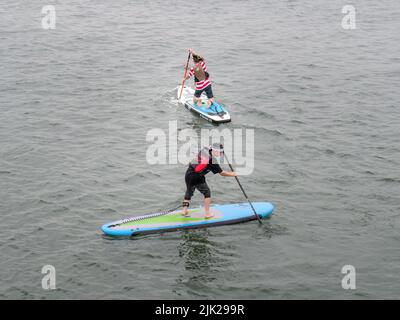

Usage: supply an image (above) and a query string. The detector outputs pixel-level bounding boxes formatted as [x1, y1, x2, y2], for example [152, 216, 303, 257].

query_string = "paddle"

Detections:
[220, 144, 263, 224]
[178, 50, 192, 99]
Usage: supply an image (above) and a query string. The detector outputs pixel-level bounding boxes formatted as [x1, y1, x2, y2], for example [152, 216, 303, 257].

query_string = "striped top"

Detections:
[187, 61, 211, 90]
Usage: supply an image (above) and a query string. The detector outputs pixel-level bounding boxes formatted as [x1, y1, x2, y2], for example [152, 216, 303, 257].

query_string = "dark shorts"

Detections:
[194, 84, 213, 99]
[184, 173, 211, 200]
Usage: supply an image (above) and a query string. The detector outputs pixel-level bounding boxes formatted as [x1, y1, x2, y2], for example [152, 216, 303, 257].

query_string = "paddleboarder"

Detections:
[185, 49, 214, 108]
[183, 143, 238, 219]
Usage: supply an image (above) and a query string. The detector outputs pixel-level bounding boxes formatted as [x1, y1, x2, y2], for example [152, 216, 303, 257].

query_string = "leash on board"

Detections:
[109, 203, 183, 227]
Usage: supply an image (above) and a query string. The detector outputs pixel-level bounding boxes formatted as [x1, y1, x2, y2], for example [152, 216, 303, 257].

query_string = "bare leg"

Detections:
[194, 97, 202, 107]
[207, 98, 214, 107]
[204, 197, 213, 218]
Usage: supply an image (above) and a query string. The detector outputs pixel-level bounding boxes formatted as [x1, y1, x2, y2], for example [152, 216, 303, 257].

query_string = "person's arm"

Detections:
[185, 67, 194, 80]
[219, 170, 238, 177]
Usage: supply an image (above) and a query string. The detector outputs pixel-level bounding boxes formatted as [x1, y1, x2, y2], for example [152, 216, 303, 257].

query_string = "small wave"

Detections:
[133, 171, 161, 179]
[378, 177, 400, 183]
[236, 104, 275, 120]
[268, 180, 291, 186]
[38, 199, 52, 205]
[364, 170, 375, 175]
[291, 120, 306, 125]
[242, 124, 283, 136]
[98, 207, 118, 215]
[324, 149, 335, 155]
[337, 152, 355, 159]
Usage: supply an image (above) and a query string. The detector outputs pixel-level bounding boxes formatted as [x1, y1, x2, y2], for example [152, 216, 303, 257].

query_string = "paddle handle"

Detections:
[223, 152, 263, 224]
[178, 51, 191, 99]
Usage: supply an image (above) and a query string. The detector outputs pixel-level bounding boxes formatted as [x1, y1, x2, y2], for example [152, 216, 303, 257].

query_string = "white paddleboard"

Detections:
[177, 85, 231, 124]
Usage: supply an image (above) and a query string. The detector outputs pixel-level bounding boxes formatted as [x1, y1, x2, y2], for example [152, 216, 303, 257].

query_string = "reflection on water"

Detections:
[251, 217, 290, 240]
[176, 229, 224, 291]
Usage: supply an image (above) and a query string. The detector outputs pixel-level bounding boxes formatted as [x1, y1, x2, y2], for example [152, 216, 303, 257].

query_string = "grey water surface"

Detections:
[0, 0, 399, 299]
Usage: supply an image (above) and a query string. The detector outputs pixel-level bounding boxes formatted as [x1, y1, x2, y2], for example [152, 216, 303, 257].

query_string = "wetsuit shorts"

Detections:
[184, 173, 211, 200]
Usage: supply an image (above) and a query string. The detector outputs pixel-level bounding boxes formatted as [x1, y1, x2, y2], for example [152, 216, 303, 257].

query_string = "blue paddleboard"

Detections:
[178, 86, 231, 124]
[101, 202, 274, 237]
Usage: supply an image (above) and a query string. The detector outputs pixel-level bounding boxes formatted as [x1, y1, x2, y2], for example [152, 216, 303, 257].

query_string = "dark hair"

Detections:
[209, 143, 224, 152]
[193, 54, 203, 63]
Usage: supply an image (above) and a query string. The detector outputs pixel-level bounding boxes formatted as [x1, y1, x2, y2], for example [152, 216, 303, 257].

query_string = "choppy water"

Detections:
[1, 0, 399, 299]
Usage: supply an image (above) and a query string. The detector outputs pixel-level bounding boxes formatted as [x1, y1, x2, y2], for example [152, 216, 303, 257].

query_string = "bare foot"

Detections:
[182, 210, 190, 217]
[204, 213, 214, 219]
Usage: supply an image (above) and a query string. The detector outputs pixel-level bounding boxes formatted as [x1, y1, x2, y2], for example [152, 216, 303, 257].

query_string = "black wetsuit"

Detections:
[184, 149, 222, 200]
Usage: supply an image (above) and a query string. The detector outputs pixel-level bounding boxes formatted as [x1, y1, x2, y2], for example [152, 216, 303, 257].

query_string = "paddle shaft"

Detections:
[178, 51, 191, 99]
[223, 152, 263, 224]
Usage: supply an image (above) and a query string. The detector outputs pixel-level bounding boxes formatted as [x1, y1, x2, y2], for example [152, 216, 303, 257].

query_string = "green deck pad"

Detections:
[120, 209, 204, 227]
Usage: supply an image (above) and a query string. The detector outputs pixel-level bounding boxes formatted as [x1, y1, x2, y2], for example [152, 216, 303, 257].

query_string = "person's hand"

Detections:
[188, 48, 194, 54]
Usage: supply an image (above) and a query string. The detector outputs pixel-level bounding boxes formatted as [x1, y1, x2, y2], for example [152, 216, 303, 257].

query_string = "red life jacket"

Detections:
[192, 149, 212, 173]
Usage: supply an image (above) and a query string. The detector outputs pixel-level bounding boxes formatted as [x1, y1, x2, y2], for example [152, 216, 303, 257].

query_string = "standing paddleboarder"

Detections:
[183, 143, 238, 219]
[185, 49, 215, 108]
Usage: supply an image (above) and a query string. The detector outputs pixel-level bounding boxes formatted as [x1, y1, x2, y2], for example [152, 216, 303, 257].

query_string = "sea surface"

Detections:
[0, 0, 399, 299]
